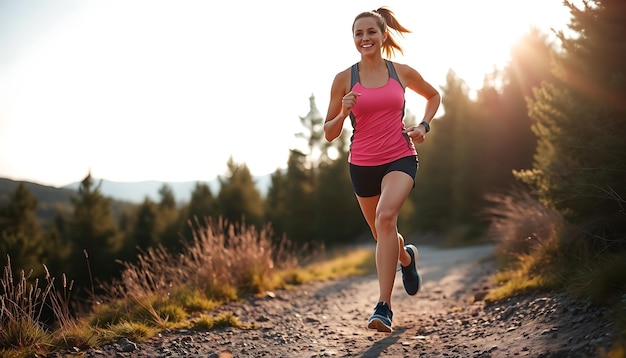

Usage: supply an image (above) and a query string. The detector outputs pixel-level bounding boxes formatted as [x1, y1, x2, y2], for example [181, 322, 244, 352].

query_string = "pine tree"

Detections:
[295, 94, 326, 174]
[132, 198, 160, 249]
[411, 70, 476, 231]
[186, 182, 218, 221]
[158, 184, 176, 211]
[314, 133, 367, 244]
[217, 157, 264, 228]
[518, 0, 626, 248]
[0, 183, 45, 275]
[66, 174, 122, 289]
[477, 27, 556, 189]
[282, 149, 315, 245]
[178, 182, 219, 244]
[157, 184, 181, 249]
[264, 168, 289, 239]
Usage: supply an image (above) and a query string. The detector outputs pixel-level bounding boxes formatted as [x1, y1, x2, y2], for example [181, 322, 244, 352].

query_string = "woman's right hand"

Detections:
[341, 91, 361, 116]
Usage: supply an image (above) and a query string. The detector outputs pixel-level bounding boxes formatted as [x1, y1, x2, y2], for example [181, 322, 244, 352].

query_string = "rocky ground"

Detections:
[52, 244, 621, 357]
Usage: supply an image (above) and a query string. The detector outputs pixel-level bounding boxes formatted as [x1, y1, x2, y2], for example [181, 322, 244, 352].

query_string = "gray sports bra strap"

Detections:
[350, 63, 360, 89]
[385, 59, 402, 87]
[350, 60, 402, 89]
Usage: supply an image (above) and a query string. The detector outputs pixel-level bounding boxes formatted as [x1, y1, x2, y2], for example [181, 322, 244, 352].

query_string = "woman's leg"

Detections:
[356, 194, 380, 240]
[375, 171, 414, 305]
[356, 171, 414, 307]
[397, 233, 411, 267]
[354, 198, 411, 268]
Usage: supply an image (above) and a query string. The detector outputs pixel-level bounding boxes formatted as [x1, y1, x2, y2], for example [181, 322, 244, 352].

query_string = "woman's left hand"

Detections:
[403, 126, 426, 144]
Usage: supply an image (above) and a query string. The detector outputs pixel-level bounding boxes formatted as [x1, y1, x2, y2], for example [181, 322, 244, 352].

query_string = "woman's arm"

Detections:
[397, 62, 441, 142]
[323, 70, 354, 142]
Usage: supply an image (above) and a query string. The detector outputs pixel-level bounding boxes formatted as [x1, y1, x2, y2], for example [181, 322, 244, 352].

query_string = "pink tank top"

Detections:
[348, 61, 417, 166]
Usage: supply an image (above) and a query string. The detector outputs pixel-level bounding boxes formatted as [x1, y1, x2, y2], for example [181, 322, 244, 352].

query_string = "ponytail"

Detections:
[353, 7, 411, 59]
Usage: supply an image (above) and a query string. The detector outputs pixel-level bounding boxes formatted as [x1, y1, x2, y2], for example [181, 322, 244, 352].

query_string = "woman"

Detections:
[323, 7, 441, 333]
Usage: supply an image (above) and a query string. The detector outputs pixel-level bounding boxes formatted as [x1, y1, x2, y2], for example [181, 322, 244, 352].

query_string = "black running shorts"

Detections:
[349, 155, 418, 198]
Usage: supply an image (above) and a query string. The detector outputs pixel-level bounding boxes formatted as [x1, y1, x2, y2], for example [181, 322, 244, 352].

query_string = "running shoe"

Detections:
[401, 244, 422, 296]
[367, 301, 393, 332]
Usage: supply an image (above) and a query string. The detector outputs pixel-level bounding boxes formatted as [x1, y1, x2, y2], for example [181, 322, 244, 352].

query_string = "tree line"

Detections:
[1, 0, 624, 298]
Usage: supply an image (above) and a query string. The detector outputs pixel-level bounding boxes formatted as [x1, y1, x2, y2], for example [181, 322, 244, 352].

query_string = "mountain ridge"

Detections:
[1, 174, 273, 205]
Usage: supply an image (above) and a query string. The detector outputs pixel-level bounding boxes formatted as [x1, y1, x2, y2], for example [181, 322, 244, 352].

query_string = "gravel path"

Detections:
[59, 244, 620, 357]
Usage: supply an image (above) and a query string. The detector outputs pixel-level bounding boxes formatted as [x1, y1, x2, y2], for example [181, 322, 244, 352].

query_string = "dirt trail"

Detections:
[68, 244, 619, 358]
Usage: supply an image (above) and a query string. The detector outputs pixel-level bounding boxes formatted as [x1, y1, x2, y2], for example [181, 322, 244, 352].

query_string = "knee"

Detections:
[375, 208, 397, 232]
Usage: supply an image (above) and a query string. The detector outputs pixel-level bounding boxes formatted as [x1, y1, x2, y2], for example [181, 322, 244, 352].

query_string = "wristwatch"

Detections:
[419, 120, 430, 133]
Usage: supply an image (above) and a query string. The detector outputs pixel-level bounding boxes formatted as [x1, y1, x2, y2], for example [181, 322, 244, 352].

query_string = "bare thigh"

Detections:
[355, 171, 414, 240]
[356, 194, 380, 240]
[377, 171, 414, 220]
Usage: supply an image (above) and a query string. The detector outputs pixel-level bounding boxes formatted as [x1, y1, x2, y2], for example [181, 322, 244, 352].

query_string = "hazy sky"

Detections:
[0, 0, 572, 187]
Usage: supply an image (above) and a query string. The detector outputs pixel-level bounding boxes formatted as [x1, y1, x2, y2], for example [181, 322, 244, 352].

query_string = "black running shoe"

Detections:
[401, 244, 422, 295]
[367, 302, 393, 332]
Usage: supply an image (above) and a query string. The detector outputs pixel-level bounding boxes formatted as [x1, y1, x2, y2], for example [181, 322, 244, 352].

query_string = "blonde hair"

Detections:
[352, 7, 411, 59]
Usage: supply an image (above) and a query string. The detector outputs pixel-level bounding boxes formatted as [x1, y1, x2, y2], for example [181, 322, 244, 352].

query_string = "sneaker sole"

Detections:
[367, 318, 392, 333]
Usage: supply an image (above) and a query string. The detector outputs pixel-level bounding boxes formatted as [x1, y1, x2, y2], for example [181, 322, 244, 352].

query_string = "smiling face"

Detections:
[352, 16, 387, 57]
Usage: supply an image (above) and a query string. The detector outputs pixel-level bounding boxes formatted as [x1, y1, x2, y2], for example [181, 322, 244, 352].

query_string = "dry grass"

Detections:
[483, 187, 626, 304]
[191, 312, 248, 330]
[97, 321, 158, 343]
[0, 216, 375, 356]
[277, 246, 375, 286]
[484, 187, 564, 257]
[484, 187, 626, 352]
[0, 256, 81, 355]
[102, 217, 295, 304]
[483, 187, 575, 300]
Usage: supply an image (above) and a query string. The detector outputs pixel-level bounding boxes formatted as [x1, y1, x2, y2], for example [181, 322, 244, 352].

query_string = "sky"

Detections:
[0, 0, 573, 187]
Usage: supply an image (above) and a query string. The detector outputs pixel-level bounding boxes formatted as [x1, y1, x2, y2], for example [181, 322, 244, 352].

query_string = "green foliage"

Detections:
[296, 94, 327, 170]
[264, 169, 289, 238]
[187, 182, 218, 220]
[131, 198, 161, 249]
[157, 184, 176, 211]
[64, 174, 123, 289]
[568, 252, 626, 304]
[98, 321, 156, 343]
[314, 139, 366, 243]
[280, 149, 316, 245]
[192, 312, 245, 330]
[477, 28, 556, 187]
[518, 0, 626, 249]
[170, 287, 220, 313]
[176, 182, 218, 244]
[411, 71, 486, 233]
[151, 302, 187, 324]
[156, 184, 183, 250]
[217, 157, 264, 228]
[203, 283, 238, 303]
[0, 184, 46, 275]
[0, 319, 50, 352]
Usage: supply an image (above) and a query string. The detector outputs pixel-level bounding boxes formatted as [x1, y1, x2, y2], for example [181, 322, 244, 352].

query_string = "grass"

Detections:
[0, 217, 375, 357]
[192, 312, 248, 330]
[276, 245, 375, 287]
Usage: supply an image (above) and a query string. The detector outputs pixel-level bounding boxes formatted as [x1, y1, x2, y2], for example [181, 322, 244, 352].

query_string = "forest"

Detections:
[1, 0, 625, 308]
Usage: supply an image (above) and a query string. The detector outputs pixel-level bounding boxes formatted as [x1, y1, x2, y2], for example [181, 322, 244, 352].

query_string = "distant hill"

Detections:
[62, 174, 272, 204]
[0, 178, 135, 223]
[0, 178, 74, 204]
[0, 173, 274, 215]
[61, 179, 219, 204]
[1, 174, 273, 205]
